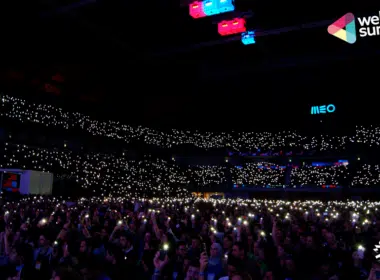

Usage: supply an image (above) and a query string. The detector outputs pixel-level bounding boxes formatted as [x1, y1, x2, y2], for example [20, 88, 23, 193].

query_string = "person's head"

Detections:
[105, 249, 116, 264]
[299, 233, 307, 244]
[144, 232, 151, 243]
[372, 262, 380, 275]
[100, 228, 108, 239]
[8, 245, 23, 265]
[320, 262, 331, 275]
[263, 271, 274, 280]
[232, 242, 245, 259]
[79, 240, 88, 253]
[306, 235, 314, 248]
[285, 257, 295, 271]
[185, 259, 200, 280]
[325, 232, 335, 246]
[277, 245, 284, 257]
[202, 223, 208, 231]
[284, 236, 291, 245]
[274, 228, 282, 240]
[191, 236, 201, 250]
[226, 256, 244, 278]
[62, 242, 71, 256]
[223, 235, 233, 250]
[60, 228, 68, 240]
[209, 232, 217, 243]
[355, 226, 362, 234]
[129, 223, 136, 232]
[227, 264, 237, 278]
[20, 223, 28, 232]
[253, 242, 265, 259]
[183, 256, 191, 272]
[161, 232, 168, 243]
[39, 235, 48, 247]
[119, 234, 131, 249]
[177, 241, 187, 258]
[373, 262, 380, 269]
[52, 266, 82, 280]
[310, 225, 316, 232]
[352, 251, 361, 261]
[253, 241, 260, 256]
[210, 242, 222, 258]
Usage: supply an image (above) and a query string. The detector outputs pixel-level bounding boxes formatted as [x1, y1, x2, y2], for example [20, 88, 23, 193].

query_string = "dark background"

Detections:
[0, 0, 379, 132]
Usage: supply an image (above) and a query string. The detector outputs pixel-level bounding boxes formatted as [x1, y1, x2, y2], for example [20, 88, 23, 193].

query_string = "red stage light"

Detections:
[218, 20, 231, 35]
[218, 18, 246, 36]
[189, 1, 206, 18]
[230, 18, 246, 33]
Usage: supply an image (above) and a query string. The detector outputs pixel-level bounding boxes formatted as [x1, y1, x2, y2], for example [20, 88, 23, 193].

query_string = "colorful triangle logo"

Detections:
[328, 13, 356, 44]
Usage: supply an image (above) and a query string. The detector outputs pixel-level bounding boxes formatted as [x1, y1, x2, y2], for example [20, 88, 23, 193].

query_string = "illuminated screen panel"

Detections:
[2, 172, 20, 192]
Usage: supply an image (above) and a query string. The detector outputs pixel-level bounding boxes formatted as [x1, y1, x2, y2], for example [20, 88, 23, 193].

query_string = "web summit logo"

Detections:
[328, 12, 380, 43]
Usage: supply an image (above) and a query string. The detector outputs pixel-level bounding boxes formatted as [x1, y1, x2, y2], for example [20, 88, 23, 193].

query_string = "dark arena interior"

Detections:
[0, 0, 380, 280]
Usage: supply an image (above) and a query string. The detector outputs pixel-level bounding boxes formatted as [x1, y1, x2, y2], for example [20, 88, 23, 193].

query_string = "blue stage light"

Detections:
[241, 31, 255, 45]
[203, 0, 219, 16]
[217, 0, 234, 13]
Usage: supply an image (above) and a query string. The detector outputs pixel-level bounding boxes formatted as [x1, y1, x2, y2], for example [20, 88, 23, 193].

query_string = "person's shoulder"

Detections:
[218, 277, 229, 280]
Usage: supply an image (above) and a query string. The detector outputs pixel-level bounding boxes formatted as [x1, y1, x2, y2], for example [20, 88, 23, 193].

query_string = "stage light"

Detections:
[218, 20, 231, 35]
[203, 0, 219, 16]
[218, 18, 246, 36]
[230, 18, 246, 34]
[189, 1, 206, 18]
[189, 0, 234, 19]
[241, 31, 255, 45]
[217, 0, 234, 13]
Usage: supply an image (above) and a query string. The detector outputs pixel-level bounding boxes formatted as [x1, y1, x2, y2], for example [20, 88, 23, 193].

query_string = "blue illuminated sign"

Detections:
[311, 104, 335, 114]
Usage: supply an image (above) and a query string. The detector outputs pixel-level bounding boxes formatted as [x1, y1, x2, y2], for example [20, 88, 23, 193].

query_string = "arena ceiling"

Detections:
[0, 0, 379, 130]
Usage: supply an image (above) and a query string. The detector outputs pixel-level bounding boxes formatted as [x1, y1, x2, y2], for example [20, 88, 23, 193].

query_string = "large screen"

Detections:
[1, 172, 20, 192]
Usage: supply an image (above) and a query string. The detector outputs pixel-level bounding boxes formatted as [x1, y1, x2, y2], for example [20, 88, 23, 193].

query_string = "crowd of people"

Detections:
[1, 143, 379, 196]
[0, 196, 380, 280]
[232, 164, 285, 187]
[1, 93, 380, 280]
[351, 165, 380, 187]
[1, 94, 379, 152]
[290, 166, 348, 186]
